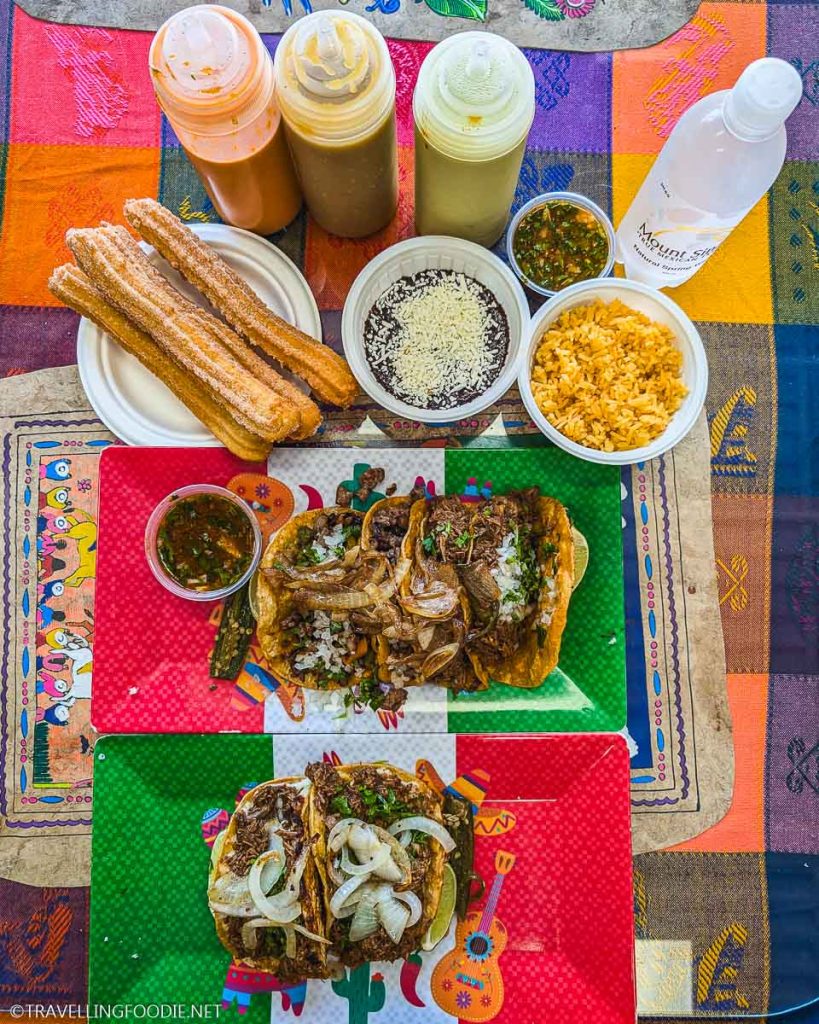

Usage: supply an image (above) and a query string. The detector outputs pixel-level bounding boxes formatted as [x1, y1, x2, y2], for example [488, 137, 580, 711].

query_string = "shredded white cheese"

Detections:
[365, 271, 508, 410]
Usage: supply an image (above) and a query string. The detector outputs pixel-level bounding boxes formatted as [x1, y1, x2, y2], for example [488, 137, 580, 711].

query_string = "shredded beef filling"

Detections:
[368, 501, 411, 565]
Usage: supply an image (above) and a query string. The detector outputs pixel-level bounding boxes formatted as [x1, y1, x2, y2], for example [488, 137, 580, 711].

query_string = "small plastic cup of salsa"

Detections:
[145, 484, 262, 602]
[506, 191, 615, 299]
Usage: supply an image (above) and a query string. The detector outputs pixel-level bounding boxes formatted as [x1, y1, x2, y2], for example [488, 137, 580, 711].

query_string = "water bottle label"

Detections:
[620, 180, 746, 283]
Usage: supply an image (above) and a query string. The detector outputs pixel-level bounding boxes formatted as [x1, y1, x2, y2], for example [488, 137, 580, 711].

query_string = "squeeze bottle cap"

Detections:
[724, 58, 803, 141]
[413, 32, 535, 162]
[150, 6, 273, 131]
[274, 11, 395, 144]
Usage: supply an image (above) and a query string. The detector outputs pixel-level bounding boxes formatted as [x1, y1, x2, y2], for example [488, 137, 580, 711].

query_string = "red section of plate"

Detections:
[93, 447, 267, 733]
[454, 734, 635, 1024]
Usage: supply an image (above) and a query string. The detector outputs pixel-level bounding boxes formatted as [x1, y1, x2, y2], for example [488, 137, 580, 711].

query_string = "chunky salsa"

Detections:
[157, 492, 254, 592]
[512, 200, 609, 292]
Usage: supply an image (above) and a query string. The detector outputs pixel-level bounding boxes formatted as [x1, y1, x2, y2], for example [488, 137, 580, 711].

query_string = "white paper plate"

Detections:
[76, 223, 322, 447]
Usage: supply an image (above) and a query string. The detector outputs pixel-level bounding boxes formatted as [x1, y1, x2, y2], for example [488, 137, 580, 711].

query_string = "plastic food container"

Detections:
[518, 279, 708, 465]
[506, 191, 616, 299]
[342, 235, 529, 424]
[145, 484, 262, 602]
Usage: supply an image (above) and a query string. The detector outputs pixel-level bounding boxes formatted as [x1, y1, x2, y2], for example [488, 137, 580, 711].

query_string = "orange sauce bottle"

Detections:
[150, 5, 302, 235]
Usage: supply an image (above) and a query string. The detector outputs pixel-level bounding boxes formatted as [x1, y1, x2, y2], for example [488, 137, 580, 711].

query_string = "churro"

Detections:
[124, 198, 359, 408]
[66, 225, 298, 443]
[100, 223, 320, 441]
[48, 264, 271, 462]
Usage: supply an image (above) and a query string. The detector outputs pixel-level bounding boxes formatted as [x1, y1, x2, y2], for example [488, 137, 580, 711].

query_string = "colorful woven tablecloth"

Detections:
[0, 0, 818, 1019]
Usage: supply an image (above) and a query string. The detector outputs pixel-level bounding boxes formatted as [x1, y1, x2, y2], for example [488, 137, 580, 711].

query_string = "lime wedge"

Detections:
[572, 527, 589, 591]
[422, 863, 456, 951]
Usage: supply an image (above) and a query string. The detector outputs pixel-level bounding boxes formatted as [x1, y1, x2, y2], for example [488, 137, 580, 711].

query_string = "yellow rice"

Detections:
[530, 299, 688, 452]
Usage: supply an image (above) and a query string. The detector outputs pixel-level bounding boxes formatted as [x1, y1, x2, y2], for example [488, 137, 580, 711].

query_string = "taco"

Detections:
[360, 495, 479, 693]
[207, 777, 330, 980]
[256, 508, 375, 692]
[409, 489, 574, 688]
[306, 761, 453, 968]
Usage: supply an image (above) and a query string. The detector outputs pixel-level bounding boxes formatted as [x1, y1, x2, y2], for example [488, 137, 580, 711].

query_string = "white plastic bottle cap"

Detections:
[274, 11, 395, 144]
[724, 57, 803, 141]
[413, 31, 535, 162]
[154, 6, 252, 103]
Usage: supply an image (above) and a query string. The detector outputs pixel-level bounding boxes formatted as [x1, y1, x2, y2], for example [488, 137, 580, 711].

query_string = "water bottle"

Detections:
[616, 58, 803, 288]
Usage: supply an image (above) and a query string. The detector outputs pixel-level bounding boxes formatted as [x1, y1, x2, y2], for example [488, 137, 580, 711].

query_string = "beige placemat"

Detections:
[626, 414, 733, 854]
[0, 366, 106, 887]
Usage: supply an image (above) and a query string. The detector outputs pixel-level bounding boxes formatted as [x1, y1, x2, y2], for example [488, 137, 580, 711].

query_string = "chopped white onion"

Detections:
[369, 826, 412, 886]
[210, 871, 251, 905]
[348, 823, 381, 860]
[388, 817, 456, 852]
[249, 848, 306, 920]
[289, 923, 331, 945]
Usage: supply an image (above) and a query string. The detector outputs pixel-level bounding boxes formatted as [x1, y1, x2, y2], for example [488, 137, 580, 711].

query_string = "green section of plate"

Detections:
[89, 734, 275, 1020]
[444, 447, 626, 733]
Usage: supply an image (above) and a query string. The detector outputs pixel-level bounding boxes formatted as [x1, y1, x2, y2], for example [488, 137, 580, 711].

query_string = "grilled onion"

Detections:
[421, 642, 461, 679]
[400, 585, 459, 620]
[329, 874, 368, 918]
[388, 817, 456, 852]
[392, 888, 422, 926]
[377, 897, 410, 944]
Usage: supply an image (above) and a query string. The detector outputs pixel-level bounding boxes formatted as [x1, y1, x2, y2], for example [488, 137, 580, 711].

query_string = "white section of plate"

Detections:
[76, 223, 322, 448]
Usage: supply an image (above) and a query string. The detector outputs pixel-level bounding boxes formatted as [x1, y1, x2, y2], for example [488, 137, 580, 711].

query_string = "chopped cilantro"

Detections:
[358, 785, 410, 819]
[342, 522, 362, 544]
[454, 530, 471, 549]
[542, 541, 557, 556]
[422, 534, 435, 554]
[436, 521, 453, 537]
[352, 676, 386, 711]
[330, 793, 353, 817]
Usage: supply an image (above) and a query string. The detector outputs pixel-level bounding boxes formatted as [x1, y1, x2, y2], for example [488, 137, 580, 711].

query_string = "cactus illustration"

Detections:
[331, 963, 386, 1024]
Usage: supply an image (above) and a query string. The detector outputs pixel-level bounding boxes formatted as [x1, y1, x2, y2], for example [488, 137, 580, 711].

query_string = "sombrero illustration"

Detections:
[416, 760, 517, 837]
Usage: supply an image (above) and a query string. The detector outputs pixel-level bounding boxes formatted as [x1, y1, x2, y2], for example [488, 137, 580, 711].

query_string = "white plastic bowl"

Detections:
[342, 236, 530, 424]
[518, 279, 708, 465]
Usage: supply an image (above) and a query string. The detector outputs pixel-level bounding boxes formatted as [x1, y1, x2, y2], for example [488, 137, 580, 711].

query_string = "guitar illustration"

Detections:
[431, 850, 516, 1022]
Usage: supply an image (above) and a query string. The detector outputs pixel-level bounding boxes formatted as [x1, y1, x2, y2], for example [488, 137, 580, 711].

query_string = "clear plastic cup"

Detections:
[145, 483, 262, 602]
[506, 191, 616, 299]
